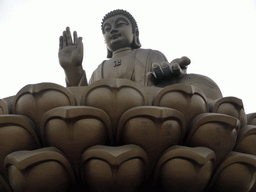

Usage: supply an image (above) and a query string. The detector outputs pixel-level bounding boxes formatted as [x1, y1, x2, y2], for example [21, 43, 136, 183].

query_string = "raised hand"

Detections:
[59, 27, 83, 69]
[58, 27, 87, 86]
[148, 56, 191, 85]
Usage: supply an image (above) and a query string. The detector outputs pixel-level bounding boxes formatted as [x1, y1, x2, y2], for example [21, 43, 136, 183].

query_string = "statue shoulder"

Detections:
[136, 48, 167, 61]
[136, 48, 168, 64]
[136, 48, 164, 55]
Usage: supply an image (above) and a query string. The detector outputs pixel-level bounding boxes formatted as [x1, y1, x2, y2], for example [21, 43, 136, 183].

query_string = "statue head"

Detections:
[101, 9, 141, 58]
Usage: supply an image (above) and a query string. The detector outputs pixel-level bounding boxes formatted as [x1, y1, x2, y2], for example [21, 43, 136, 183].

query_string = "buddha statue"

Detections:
[58, 9, 191, 88]
[2, 8, 255, 192]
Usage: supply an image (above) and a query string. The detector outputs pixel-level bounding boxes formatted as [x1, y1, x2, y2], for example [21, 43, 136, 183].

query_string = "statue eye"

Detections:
[116, 22, 127, 28]
[104, 26, 111, 33]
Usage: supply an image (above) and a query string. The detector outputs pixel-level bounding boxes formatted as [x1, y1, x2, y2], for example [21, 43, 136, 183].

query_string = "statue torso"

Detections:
[89, 48, 168, 86]
[103, 48, 136, 80]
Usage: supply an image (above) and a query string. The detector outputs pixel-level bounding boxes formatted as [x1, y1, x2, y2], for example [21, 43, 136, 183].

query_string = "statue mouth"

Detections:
[110, 34, 121, 39]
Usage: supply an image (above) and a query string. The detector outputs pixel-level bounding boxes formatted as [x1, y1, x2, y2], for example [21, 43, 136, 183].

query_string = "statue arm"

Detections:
[59, 27, 88, 86]
[65, 70, 88, 87]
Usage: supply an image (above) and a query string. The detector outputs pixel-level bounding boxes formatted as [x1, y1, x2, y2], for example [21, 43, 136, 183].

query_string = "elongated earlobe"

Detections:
[107, 48, 113, 58]
[133, 28, 141, 49]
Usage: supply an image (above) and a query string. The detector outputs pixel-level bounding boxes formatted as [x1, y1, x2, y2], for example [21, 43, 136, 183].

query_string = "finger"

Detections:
[179, 56, 191, 69]
[66, 27, 73, 45]
[63, 31, 67, 47]
[170, 58, 180, 65]
[73, 31, 78, 44]
[76, 37, 83, 52]
[160, 61, 172, 77]
[59, 36, 63, 50]
[171, 63, 183, 76]
[152, 63, 164, 79]
[147, 72, 158, 85]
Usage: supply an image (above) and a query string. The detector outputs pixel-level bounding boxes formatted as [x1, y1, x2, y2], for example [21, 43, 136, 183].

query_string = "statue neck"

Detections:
[112, 47, 133, 58]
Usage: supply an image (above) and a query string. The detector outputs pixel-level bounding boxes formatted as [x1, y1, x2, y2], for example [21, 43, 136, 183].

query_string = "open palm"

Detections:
[58, 27, 83, 69]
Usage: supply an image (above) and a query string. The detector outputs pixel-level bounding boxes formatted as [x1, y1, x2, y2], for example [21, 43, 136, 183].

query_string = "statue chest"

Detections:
[103, 53, 135, 80]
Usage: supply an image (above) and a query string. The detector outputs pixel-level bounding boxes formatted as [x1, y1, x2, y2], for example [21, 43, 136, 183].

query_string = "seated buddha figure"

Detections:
[58, 9, 190, 87]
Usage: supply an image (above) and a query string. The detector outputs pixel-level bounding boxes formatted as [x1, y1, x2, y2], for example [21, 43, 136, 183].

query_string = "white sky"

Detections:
[1, 0, 256, 113]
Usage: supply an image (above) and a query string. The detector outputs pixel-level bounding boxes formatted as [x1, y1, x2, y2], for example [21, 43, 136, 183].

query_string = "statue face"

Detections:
[102, 15, 134, 52]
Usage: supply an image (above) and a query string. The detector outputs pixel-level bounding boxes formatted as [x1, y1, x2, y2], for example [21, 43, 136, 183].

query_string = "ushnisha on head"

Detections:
[101, 9, 141, 58]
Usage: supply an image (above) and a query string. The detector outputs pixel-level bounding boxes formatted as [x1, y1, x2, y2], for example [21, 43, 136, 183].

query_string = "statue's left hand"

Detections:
[148, 56, 191, 84]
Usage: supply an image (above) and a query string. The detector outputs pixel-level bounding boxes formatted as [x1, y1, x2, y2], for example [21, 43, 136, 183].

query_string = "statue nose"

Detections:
[110, 28, 118, 34]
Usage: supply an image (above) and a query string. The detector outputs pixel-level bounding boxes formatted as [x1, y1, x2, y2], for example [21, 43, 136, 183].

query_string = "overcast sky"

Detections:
[1, 0, 256, 113]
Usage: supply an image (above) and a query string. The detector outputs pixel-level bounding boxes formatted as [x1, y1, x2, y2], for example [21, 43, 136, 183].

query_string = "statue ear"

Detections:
[107, 48, 113, 58]
[133, 28, 141, 49]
